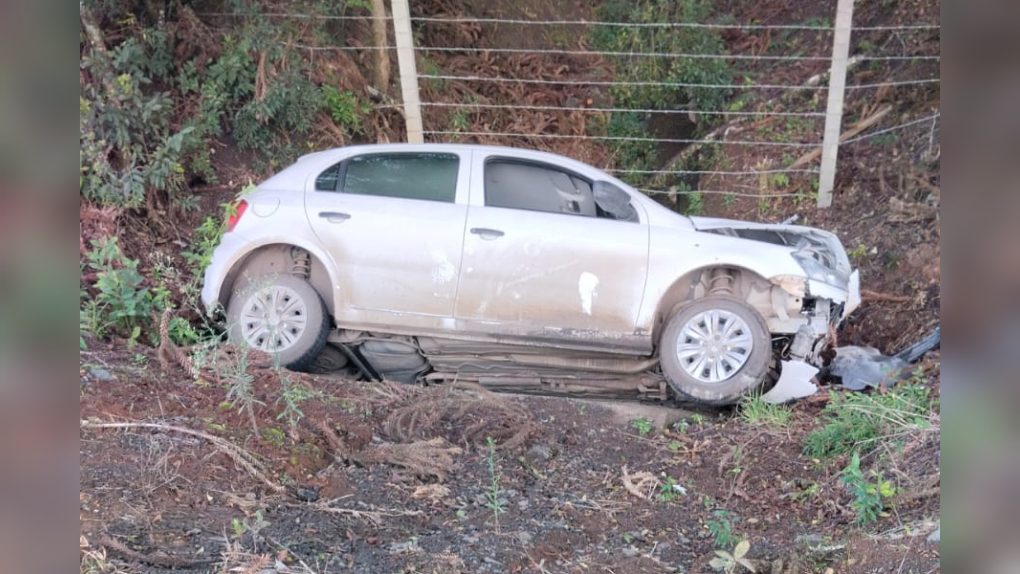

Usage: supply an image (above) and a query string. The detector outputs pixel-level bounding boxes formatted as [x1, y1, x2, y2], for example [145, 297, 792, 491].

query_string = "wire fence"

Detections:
[203, 3, 941, 207]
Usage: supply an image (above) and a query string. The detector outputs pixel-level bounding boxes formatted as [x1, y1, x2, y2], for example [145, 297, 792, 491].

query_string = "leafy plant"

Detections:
[840, 452, 896, 525]
[231, 508, 270, 547]
[631, 417, 655, 436]
[276, 375, 317, 436]
[768, 173, 790, 189]
[82, 237, 154, 339]
[709, 540, 756, 573]
[848, 244, 869, 261]
[685, 190, 705, 216]
[657, 475, 686, 501]
[484, 437, 506, 532]
[707, 510, 738, 548]
[224, 346, 263, 435]
[321, 86, 370, 136]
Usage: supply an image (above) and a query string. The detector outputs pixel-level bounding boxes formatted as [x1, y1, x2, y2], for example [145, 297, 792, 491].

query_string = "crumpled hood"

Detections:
[688, 216, 852, 280]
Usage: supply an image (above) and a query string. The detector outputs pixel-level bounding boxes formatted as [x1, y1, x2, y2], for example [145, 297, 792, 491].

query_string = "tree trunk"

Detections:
[370, 0, 391, 93]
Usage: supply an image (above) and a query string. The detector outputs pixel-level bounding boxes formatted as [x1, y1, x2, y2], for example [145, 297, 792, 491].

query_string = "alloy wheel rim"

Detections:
[675, 309, 753, 383]
[239, 285, 309, 353]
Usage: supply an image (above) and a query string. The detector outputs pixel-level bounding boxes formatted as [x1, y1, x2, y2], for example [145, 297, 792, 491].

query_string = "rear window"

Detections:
[316, 153, 459, 203]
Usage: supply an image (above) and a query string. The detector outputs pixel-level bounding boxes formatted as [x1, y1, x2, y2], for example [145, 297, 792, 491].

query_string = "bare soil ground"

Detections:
[80, 340, 940, 573]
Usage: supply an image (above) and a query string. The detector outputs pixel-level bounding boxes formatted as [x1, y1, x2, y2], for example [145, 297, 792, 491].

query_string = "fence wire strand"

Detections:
[607, 167, 820, 176]
[418, 74, 939, 91]
[417, 45, 939, 62]
[424, 130, 819, 148]
[409, 15, 939, 32]
[421, 101, 824, 118]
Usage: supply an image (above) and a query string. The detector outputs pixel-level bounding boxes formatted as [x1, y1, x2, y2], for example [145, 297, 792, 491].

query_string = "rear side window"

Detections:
[316, 153, 459, 202]
[484, 159, 596, 217]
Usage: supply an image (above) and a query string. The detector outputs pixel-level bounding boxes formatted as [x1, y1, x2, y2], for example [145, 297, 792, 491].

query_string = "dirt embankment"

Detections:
[80, 343, 940, 573]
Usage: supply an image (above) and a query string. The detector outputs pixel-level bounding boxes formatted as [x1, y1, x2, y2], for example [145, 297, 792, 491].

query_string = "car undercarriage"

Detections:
[313, 328, 818, 406]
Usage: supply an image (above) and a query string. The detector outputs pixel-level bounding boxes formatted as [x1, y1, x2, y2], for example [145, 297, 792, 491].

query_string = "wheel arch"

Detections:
[650, 264, 788, 345]
[216, 241, 340, 319]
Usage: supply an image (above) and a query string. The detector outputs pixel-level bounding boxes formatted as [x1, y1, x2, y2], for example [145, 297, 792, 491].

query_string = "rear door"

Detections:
[304, 150, 469, 329]
[454, 154, 651, 352]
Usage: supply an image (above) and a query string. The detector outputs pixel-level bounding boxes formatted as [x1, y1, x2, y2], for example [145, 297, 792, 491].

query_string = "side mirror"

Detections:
[593, 181, 639, 222]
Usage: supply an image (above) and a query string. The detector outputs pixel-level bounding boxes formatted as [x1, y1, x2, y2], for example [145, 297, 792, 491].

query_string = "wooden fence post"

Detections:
[818, 0, 855, 208]
[391, 0, 424, 143]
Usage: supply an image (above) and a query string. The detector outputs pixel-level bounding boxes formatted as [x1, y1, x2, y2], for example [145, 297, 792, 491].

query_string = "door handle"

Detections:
[318, 211, 351, 223]
[470, 227, 505, 239]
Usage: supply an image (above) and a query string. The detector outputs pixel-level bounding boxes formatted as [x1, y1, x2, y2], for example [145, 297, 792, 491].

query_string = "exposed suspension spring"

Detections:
[707, 268, 736, 296]
[290, 247, 311, 279]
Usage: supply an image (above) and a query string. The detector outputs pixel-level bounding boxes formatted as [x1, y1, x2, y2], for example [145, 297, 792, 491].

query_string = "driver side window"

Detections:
[483, 159, 637, 222]
[484, 160, 597, 217]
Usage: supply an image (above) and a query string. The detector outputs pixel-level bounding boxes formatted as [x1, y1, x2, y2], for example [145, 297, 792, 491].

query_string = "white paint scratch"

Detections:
[578, 272, 600, 316]
[430, 249, 456, 285]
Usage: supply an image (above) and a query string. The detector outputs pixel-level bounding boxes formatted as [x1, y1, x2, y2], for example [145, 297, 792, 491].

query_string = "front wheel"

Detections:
[659, 296, 771, 406]
[226, 274, 330, 371]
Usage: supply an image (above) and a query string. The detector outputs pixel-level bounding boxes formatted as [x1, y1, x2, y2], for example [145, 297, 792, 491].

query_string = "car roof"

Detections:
[296, 143, 595, 172]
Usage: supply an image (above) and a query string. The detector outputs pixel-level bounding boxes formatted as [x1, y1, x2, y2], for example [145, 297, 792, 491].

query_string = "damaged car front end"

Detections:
[690, 217, 862, 402]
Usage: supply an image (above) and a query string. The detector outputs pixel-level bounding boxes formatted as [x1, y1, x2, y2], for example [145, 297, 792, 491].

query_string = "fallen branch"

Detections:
[306, 502, 423, 525]
[99, 535, 215, 568]
[861, 289, 913, 304]
[621, 465, 659, 500]
[81, 420, 285, 493]
[789, 105, 893, 169]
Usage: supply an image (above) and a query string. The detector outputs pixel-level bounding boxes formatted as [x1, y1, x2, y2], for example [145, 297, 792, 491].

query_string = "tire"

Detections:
[226, 274, 330, 371]
[306, 344, 349, 374]
[659, 295, 771, 406]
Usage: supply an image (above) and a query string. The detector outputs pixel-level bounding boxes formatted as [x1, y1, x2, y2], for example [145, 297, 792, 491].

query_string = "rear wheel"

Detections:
[659, 296, 771, 405]
[226, 274, 329, 371]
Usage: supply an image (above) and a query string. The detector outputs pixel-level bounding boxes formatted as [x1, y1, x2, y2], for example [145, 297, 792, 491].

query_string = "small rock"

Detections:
[516, 531, 533, 545]
[517, 499, 530, 511]
[927, 527, 940, 545]
[795, 534, 845, 557]
[294, 486, 319, 503]
[528, 444, 553, 460]
[89, 367, 114, 381]
[622, 546, 640, 557]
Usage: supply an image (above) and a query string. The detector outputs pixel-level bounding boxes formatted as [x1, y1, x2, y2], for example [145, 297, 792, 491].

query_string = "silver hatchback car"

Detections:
[202, 144, 860, 405]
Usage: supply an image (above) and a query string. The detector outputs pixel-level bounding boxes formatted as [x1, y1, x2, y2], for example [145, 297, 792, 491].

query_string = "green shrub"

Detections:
[82, 237, 154, 339]
[707, 509, 738, 547]
[804, 383, 936, 460]
[322, 86, 370, 136]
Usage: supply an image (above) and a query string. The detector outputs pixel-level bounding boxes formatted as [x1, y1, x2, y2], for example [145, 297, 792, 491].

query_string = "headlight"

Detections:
[793, 251, 848, 287]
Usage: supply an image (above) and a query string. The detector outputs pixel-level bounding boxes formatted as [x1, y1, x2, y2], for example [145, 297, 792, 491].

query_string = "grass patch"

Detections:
[803, 382, 936, 460]
[738, 394, 792, 428]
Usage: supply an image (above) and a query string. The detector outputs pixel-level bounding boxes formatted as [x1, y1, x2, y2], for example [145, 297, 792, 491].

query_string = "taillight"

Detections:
[226, 199, 248, 232]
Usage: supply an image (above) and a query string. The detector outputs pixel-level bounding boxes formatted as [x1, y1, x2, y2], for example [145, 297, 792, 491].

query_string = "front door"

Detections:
[304, 151, 470, 329]
[454, 155, 651, 352]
